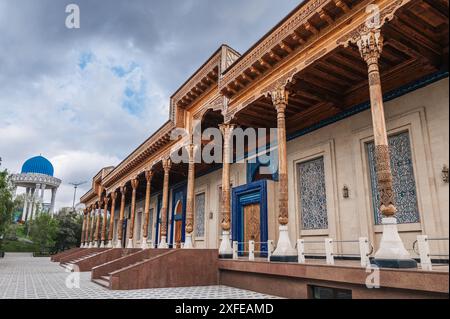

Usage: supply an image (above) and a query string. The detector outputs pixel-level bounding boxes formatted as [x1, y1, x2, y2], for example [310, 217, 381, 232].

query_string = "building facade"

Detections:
[80, 0, 448, 268]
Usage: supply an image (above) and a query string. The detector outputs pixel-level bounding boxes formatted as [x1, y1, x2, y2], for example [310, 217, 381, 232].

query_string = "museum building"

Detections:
[69, 0, 449, 298]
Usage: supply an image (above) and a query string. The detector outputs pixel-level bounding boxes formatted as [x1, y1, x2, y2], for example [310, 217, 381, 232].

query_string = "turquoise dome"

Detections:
[21, 156, 54, 177]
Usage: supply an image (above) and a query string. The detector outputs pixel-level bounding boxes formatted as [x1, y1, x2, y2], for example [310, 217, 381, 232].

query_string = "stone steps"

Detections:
[92, 249, 218, 290]
[60, 252, 102, 271]
[92, 277, 110, 288]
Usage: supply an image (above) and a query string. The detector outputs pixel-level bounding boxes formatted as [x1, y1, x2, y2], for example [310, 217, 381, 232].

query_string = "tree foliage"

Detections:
[29, 213, 58, 253]
[0, 170, 15, 247]
[53, 211, 83, 252]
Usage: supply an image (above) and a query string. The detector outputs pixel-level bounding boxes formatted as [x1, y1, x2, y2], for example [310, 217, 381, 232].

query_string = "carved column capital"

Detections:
[357, 28, 383, 66]
[219, 123, 236, 139]
[145, 169, 153, 182]
[130, 177, 139, 190]
[110, 190, 117, 201]
[103, 196, 109, 206]
[162, 158, 172, 173]
[120, 185, 127, 195]
[271, 85, 289, 111]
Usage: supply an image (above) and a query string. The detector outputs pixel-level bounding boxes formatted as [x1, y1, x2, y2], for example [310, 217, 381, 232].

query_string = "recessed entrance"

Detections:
[232, 180, 268, 257]
[174, 200, 183, 249]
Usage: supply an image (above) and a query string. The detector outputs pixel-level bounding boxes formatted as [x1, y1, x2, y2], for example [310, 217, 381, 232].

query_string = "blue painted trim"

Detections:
[246, 157, 279, 184]
[122, 219, 128, 248]
[232, 180, 268, 257]
[154, 194, 162, 247]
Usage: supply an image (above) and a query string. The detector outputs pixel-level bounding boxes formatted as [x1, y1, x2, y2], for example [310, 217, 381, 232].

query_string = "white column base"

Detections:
[158, 236, 169, 249]
[183, 234, 194, 249]
[270, 225, 298, 262]
[88, 242, 93, 248]
[115, 241, 123, 249]
[106, 240, 113, 248]
[373, 218, 417, 268]
[80, 244, 84, 248]
[100, 241, 105, 248]
[93, 241, 99, 248]
[126, 239, 134, 249]
[219, 231, 233, 258]
[141, 238, 148, 249]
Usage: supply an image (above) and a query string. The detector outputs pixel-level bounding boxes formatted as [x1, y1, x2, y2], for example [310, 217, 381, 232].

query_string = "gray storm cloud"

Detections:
[0, 0, 300, 209]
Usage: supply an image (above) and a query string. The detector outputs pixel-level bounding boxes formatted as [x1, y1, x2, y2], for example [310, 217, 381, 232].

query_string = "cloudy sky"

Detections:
[0, 0, 300, 209]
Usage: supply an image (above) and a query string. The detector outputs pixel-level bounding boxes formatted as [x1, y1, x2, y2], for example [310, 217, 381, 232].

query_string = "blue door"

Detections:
[169, 185, 187, 248]
[232, 180, 268, 257]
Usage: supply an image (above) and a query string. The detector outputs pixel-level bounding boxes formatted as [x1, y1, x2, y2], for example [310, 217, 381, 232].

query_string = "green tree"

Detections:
[53, 211, 82, 252]
[29, 213, 58, 254]
[0, 170, 15, 250]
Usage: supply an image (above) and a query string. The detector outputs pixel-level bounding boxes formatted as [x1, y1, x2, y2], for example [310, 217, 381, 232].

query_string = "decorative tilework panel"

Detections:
[195, 193, 206, 238]
[297, 157, 328, 230]
[367, 131, 420, 225]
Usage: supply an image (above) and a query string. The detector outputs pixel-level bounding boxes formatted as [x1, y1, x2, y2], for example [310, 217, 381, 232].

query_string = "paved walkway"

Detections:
[0, 253, 279, 299]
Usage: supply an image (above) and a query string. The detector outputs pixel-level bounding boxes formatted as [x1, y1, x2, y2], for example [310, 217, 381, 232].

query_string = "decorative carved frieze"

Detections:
[172, 53, 221, 107]
[220, 0, 329, 90]
[260, 68, 297, 97]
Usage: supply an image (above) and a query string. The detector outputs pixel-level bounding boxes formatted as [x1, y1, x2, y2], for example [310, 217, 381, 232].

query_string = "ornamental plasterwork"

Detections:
[297, 157, 329, 230]
[220, 0, 329, 90]
[260, 68, 298, 97]
[195, 193, 206, 238]
[11, 173, 61, 188]
[193, 94, 225, 120]
[367, 131, 420, 225]
[336, 0, 408, 47]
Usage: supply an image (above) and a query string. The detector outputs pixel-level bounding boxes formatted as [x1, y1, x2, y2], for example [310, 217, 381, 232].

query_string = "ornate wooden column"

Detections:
[116, 186, 127, 248]
[88, 206, 95, 248]
[270, 86, 297, 262]
[100, 196, 109, 248]
[80, 209, 87, 248]
[107, 190, 117, 248]
[127, 177, 139, 248]
[357, 27, 416, 268]
[218, 123, 235, 258]
[158, 159, 171, 248]
[94, 201, 102, 248]
[85, 207, 91, 248]
[184, 143, 196, 249]
[141, 169, 153, 249]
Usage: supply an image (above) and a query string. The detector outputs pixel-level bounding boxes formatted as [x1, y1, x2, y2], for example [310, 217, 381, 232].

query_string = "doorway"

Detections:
[232, 180, 268, 257]
[174, 200, 183, 248]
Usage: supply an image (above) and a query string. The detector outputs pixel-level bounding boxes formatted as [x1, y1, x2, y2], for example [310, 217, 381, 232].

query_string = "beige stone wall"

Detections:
[286, 78, 449, 257]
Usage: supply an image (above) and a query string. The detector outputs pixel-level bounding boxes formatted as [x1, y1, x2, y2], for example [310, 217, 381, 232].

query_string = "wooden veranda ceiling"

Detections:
[233, 0, 448, 136]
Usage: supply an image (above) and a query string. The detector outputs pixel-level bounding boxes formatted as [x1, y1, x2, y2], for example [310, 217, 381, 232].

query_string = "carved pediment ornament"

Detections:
[260, 68, 297, 98]
[336, 0, 406, 47]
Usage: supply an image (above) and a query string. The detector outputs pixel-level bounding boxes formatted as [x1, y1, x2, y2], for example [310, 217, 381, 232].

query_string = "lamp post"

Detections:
[69, 181, 87, 213]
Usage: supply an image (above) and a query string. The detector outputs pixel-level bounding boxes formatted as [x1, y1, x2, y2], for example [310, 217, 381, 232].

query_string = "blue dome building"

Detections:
[21, 156, 54, 177]
[11, 155, 61, 221]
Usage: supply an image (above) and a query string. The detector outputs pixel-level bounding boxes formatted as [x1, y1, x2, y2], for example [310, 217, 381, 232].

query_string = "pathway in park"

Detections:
[0, 253, 279, 299]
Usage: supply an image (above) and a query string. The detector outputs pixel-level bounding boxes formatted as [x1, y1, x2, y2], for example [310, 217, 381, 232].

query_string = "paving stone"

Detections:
[0, 253, 280, 299]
